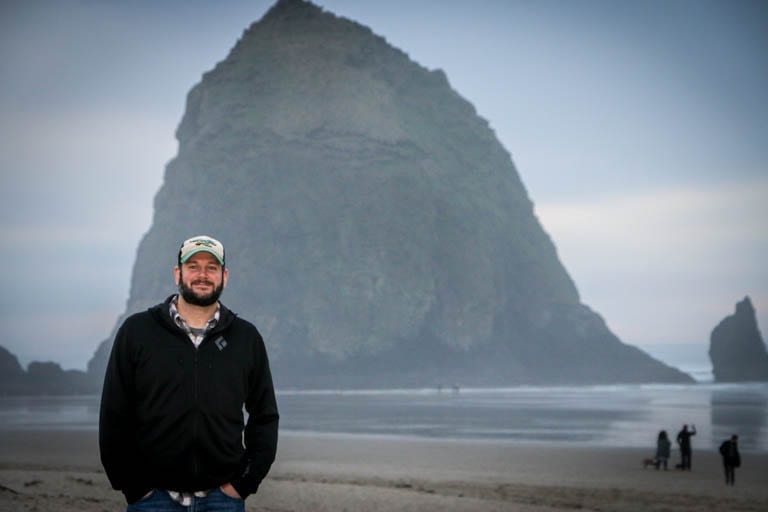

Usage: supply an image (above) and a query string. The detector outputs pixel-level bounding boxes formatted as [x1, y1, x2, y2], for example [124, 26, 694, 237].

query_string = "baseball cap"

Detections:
[178, 235, 225, 266]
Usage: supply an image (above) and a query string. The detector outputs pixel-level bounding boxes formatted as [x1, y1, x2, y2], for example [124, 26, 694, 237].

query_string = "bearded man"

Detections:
[99, 235, 279, 511]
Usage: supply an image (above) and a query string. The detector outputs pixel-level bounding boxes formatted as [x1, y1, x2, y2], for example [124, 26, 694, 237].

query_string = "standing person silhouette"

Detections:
[655, 430, 671, 470]
[100, 235, 279, 511]
[676, 424, 696, 470]
[719, 434, 741, 485]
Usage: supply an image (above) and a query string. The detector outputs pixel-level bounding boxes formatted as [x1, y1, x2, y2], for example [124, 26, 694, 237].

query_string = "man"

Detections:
[100, 235, 279, 511]
[719, 434, 741, 486]
[676, 423, 696, 470]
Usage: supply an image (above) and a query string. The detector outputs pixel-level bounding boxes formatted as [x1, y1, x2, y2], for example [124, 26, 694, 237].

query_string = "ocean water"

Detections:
[2, 383, 767, 453]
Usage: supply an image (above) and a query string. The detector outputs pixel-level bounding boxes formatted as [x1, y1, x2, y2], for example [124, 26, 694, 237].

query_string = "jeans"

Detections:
[127, 488, 245, 512]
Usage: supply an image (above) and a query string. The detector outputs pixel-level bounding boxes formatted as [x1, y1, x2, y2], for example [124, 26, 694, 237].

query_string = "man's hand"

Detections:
[220, 483, 242, 499]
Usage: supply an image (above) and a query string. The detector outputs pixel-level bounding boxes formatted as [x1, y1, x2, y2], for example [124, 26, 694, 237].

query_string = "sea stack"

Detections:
[0, 345, 94, 395]
[88, 0, 691, 387]
[709, 297, 768, 382]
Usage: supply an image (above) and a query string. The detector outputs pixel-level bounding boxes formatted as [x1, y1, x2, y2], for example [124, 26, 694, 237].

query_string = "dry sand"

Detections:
[1, 429, 766, 511]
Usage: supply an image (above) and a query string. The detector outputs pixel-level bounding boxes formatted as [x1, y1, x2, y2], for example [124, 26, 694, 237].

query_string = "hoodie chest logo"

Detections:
[213, 336, 228, 351]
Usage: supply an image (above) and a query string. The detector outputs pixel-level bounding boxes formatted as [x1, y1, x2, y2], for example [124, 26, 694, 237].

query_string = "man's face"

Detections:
[174, 252, 229, 307]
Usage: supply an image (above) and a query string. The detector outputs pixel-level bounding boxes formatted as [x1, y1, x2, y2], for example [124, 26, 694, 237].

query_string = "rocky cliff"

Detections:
[709, 297, 768, 382]
[0, 345, 93, 395]
[87, 0, 691, 387]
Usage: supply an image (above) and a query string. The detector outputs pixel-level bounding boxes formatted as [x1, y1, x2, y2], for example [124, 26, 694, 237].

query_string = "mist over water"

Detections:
[2, 383, 766, 452]
[639, 343, 715, 383]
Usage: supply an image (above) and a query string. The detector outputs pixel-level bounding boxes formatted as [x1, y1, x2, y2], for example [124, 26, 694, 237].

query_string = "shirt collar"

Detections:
[169, 294, 220, 333]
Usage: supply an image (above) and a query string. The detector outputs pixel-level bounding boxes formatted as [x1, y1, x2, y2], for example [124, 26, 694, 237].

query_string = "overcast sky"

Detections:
[1, 0, 766, 371]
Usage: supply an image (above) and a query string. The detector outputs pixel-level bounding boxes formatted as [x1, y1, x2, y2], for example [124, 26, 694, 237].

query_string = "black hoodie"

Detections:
[99, 296, 279, 503]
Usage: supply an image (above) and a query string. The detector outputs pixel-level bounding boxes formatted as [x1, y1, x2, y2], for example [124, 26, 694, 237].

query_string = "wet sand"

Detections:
[1, 429, 766, 511]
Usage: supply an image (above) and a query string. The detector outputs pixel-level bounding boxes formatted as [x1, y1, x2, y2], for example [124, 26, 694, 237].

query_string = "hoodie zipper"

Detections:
[191, 330, 220, 479]
[193, 344, 200, 478]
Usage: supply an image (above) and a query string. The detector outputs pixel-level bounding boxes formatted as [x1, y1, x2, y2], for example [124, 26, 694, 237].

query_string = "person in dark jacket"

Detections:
[99, 235, 279, 511]
[719, 434, 741, 486]
[676, 424, 696, 470]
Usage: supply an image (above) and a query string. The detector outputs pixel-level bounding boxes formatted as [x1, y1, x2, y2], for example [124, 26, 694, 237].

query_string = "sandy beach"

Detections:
[1, 429, 766, 511]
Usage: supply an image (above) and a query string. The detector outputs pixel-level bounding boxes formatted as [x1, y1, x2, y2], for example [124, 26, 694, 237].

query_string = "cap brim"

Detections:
[180, 248, 224, 265]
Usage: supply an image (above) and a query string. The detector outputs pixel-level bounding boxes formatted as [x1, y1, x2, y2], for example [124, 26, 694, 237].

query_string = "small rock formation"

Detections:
[0, 345, 26, 395]
[0, 345, 24, 378]
[0, 345, 94, 396]
[709, 297, 768, 382]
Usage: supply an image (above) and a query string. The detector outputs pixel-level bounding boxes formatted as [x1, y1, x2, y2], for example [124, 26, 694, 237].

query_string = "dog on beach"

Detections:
[642, 457, 656, 469]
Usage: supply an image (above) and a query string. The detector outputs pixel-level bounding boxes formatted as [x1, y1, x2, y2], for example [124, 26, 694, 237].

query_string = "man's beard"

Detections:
[178, 274, 224, 307]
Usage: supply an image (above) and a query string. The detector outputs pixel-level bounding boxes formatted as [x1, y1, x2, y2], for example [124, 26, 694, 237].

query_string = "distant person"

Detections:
[655, 430, 671, 470]
[99, 235, 279, 511]
[719, 434, 741, 486]
[676, 424, 696, 470]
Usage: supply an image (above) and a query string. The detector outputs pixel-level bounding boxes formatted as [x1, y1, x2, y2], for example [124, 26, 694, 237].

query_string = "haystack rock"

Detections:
[709, 297, 768, 382]
[88, 0, 691, 387]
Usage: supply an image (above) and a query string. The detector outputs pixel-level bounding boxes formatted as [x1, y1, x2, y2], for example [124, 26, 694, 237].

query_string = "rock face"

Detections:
[88, 0, 691, 387]
[0, 345, 93, 396]
[709, 297, 768, 382]
[0, 345, 25, 394]
[0, 345, 24, 378]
